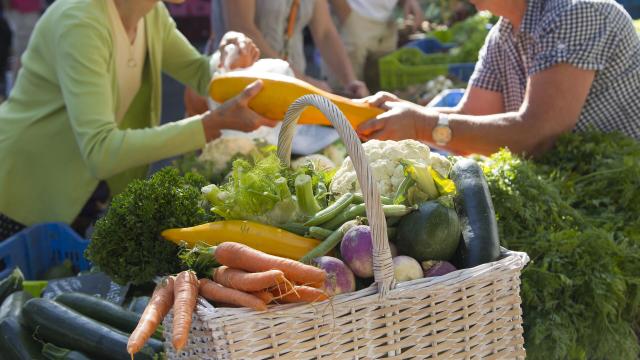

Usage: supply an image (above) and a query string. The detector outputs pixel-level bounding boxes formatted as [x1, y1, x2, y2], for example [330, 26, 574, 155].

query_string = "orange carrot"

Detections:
[213, 266, 286, 292]
[271, 285, 329, 303]
[128, 276, 175, 355]
[251, 290, 275, 304]
[199, 279, 267, 311]
[172, 270, 199, 351]
[214, 242, 326, 288]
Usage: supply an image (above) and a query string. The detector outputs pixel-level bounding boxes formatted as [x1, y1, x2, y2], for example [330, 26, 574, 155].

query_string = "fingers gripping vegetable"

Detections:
[213, 242, 327, 288]
[199, 279, 267, 311]
[172, 271, 199, 351]
[212, 266, 286, 292]
[128, 277, 175, 356]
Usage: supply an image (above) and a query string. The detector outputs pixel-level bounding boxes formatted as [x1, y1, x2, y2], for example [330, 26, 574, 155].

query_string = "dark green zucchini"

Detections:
[450, 158, 500, 268]
[42, 343, 91, 360]
[0, 290, 32, 322]
[0, 316, 43, 360]
[127, 296, 150, 315]
[54, 292, 163, 340]
[22, 298, 156, 360]
[396, 200, 460, 261]
[0, 268, 24, 304]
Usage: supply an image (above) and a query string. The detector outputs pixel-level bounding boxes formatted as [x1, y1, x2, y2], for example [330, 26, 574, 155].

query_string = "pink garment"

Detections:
[10, 0, 43, 13]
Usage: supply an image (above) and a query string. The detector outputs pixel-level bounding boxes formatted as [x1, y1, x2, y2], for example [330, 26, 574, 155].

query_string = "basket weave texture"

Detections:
[163, 95, 529, 359]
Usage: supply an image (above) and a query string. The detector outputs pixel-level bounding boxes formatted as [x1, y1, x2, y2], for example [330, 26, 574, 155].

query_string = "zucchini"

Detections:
[127, 296, 150, 315]
[396, 200, 461, 261]
[0, 316, 43, 360]
[42, 343, 91, 360]
[22, 298, 156, 360]
[0, 290, 32, 322]
[54, 292, 163, 341]
[450, 158, 500, 268]
[0, 268, 24, 304]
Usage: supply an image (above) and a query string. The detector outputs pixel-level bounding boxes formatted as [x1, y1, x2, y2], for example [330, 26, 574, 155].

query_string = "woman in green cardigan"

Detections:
[0, 0, 274, 240]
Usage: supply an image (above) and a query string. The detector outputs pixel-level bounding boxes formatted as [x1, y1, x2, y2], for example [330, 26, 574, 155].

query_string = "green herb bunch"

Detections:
[85, 168, 213, 285]
[482, 131, 640, 360]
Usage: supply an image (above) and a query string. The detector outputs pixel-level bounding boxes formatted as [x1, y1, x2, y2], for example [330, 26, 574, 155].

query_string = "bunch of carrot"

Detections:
[127, 242, 328, 356]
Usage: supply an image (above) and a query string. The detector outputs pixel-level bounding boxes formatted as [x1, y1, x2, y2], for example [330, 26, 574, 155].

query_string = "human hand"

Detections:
[403, 0, 424, 32]
[344, 80, 370, 98]
[357, 101, 435, 141]
[219, 31, 260, 70]
[356, 91, 401, 108]
[202, 80, 278, 141]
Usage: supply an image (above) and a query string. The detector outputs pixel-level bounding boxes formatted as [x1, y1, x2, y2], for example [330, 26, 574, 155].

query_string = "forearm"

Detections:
[315, 31, 357, 86]
[416, 110, 554, 156]
[225, 23, 280, 59]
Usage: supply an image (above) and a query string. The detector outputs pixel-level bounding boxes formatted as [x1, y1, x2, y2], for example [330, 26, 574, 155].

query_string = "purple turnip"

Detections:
[422, 260, 457, 277]
[312, 256, 356, 296]
[340, 225, 374, 278]
[393, 256, 423, 282]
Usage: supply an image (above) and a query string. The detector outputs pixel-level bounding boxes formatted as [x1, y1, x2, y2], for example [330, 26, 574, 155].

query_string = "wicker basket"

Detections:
[164, 95, 529, 359]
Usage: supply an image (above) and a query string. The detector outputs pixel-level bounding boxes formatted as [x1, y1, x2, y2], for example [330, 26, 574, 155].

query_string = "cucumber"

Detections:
[0, 290, 32, 322]
[22, 298, 156, 360]
[54, 292, 163, 341]
[0, 268, 24, 304]
[42, 343, 91, 360]
[450, 158, 500, 268]
[0, 316, 43, 360]
[396, 200, 461, 261]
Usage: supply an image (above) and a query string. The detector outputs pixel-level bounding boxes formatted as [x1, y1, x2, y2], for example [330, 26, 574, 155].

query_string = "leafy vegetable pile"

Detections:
[85, 168, 213, 285]
[481, 131, 640, 360]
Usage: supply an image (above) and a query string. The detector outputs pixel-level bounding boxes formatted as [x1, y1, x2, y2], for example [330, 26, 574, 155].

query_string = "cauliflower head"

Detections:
[330, 139, 437, 198]
[198, 137, 257, 174]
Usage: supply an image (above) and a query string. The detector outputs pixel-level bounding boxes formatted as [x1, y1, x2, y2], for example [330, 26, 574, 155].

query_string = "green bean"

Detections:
[304, 193, 355, 226]
[352, 193, 394, 205]
[300, 223, 351, 264]
[308, 226, 333, 240]
[279, 223, 309, 236]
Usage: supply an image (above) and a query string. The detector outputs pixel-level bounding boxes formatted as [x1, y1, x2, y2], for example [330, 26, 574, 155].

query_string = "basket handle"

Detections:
[278, 94, 396, 299]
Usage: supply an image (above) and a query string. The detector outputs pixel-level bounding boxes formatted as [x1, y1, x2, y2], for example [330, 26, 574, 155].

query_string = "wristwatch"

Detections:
[432, 113, 452, 146]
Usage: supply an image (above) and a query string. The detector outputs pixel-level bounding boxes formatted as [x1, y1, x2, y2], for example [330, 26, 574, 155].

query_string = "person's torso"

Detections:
[254, 0, 315, 73]
[347, 0, 398, 22]
[490, 0, 640, 139]
[0, 0, 166, 225]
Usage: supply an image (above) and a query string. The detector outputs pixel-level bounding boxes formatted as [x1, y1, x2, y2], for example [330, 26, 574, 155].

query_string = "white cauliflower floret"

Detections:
[429, 152, 452, 178]
[198, 137, 257, 174]
[330, 139, 434, 198]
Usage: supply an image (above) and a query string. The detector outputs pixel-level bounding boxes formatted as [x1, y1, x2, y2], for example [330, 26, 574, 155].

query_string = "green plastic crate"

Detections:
[378, 48, 450, 90]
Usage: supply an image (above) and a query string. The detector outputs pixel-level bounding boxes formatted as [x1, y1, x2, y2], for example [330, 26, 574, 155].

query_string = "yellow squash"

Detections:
[161, 220, 320, 260]
[209, 71, 383, 128]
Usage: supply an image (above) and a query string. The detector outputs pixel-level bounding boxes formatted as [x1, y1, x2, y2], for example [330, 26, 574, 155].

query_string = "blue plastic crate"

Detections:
[427, 89, 466, 108]
[0, 223, 91, 280]
[404, 38, 455, 54]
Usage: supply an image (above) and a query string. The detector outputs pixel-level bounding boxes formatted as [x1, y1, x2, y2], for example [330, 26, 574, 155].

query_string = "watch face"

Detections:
[432, 126, 452, 145]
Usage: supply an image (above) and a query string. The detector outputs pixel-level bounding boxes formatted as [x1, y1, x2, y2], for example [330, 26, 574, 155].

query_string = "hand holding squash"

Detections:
[202, 80, 277, 142]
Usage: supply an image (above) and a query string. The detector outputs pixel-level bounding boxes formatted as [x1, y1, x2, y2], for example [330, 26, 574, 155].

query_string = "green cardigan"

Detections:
[0, 0, 211, 225]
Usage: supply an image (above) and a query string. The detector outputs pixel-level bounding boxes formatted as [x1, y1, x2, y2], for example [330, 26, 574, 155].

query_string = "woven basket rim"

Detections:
[195, 250, 529, 323]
